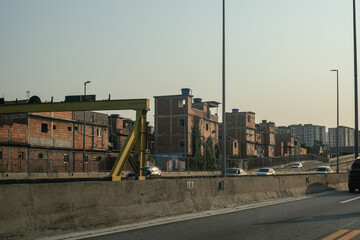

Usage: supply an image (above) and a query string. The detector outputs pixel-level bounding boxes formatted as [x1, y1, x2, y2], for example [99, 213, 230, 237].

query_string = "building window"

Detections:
[63, 154, 69, 163]
[0, 151, 2, 159]
[18, 152, 24, 159]
[41, 123, 48, 133]
[38, 153, 43, 159]
[248, 116, 251, 123]
[53, 125, 56, 130]
[179, 119, 185, 127]
[206, 124, 209, 131]
[67, 127, 72, 131]
[234, 142, 237, 148]
[96, 129, 101, 137]
[180, 140, 185, 147]
[74, 126, 78, 131]
[178, 99, 186, 108]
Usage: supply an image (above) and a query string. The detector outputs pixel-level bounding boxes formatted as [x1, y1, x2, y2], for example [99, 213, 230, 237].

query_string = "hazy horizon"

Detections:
[0, 0, 358, 130]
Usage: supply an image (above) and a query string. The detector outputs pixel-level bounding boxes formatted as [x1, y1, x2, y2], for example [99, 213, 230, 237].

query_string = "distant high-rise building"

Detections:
[328, 126, 354, 147]
[289, 124, 326, 147]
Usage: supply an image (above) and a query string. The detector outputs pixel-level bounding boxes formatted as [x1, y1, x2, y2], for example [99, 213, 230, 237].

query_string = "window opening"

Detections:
[41, 123, 48, 133]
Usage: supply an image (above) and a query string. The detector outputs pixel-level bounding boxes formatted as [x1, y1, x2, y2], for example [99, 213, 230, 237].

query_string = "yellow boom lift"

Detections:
[0, 97, 149, 181]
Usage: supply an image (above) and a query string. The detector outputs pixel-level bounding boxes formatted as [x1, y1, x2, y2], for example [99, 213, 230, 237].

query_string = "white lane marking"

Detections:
[40, 190, 340, 240]
[340, 196, 360, 204]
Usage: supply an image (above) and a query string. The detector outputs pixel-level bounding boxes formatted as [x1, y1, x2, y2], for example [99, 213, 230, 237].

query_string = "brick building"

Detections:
[225, 109, 256, 158]
[108, 114, 134, 151]
[275, 133, 295, 156]
[0, 108, 109, 173]
[108, 114, 154, 156]
[256, 120, 276, 157]
[154, 89, 219, 158]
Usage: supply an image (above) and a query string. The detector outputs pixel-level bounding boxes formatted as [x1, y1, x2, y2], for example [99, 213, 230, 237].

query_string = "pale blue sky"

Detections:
[0, 0, 357, 129]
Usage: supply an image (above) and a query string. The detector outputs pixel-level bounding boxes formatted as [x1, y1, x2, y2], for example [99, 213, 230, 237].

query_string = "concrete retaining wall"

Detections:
[0, 174, 348, 239]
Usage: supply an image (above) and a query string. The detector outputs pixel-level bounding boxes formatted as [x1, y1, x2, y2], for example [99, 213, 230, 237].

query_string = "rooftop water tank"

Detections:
[193, 98, 202, 103]
[232, 108, 239, 113]
[181, 88, 191, 95]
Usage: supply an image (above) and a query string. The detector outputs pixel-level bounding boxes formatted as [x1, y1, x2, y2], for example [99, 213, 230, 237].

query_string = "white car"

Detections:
[291, 162, 303, 168]
[316, 166, 333, 174]
[256, 168, 275, 175]
[225, 168, 247, 176]
[146, 166, 161, 176]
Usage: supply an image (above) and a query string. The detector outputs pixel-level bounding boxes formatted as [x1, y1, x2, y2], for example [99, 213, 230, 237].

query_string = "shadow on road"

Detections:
[255, 212, 360, 225]
[305, 182, 333, 195]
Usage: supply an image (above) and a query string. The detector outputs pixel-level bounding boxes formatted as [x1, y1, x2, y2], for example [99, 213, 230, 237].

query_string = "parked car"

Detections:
[225, 168, 247, 176]
[315, 166, 333, 174]
[348, 157, 360, 193]
[256, 168, 275, 175]
[291, 162, 303, 168]
[146, 166, 161, 176]
[126, 166, 161, 178]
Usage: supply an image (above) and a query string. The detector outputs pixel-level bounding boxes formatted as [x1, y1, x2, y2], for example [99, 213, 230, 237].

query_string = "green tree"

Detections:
[190, 117, 221, 171]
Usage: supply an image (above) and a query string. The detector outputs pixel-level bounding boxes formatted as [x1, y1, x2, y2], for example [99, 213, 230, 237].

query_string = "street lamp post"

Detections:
[353, 0, 359, 158]
[331, 69, 339, 173]
[221, 0, 226, 177]
[83, 81, 91, 172]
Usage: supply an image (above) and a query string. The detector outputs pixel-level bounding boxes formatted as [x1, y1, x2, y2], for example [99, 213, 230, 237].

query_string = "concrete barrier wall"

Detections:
[0, 174, 348, 240]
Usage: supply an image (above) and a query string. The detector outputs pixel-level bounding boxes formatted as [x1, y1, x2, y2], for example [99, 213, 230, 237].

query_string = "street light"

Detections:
[221, 0, 226, 177]
[83, 81, 91, 172]
[331, 69, 339, 173]
[353, 0, 359, 158]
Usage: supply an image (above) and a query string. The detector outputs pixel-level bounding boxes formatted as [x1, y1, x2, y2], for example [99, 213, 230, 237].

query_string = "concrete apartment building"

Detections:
[0, 109, 109, 173]
[289, 124, 326, 147]
[226, 109, 256, 157]
[276, 126, 295, 136]
[256, 120, 276, 157]
[154, 89, 219, 158]
[328, 126, 354, 147]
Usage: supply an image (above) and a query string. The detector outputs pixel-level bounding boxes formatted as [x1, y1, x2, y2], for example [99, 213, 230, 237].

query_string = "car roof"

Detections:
[317, 166, 329, 168]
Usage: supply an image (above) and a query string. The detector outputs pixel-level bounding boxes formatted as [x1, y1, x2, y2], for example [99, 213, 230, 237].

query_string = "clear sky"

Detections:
[0, 0, 357, 129]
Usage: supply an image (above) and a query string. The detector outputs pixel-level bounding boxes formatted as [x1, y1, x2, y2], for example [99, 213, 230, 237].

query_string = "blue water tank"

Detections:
[181, 88, 191, 95]
[193, 98, 202, 103]
[232, 108, 239, 113]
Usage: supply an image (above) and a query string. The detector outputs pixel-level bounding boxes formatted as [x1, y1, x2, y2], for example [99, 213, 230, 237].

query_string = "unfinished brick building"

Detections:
[154, 89, 219, 159]
[226, 109, 256, 158]
[256, 120, 276, 157]
[0, 109, 109, 173]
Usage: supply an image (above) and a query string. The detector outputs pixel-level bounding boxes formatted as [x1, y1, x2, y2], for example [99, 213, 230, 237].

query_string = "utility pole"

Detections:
[353, 0, 359, 158]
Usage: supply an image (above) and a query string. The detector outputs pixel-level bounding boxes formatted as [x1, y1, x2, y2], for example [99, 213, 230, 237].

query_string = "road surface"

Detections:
[52, 190, 360, 240]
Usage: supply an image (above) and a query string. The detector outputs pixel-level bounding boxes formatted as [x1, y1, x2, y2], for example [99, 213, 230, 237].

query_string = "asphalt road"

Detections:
[84, 191, 360, 240]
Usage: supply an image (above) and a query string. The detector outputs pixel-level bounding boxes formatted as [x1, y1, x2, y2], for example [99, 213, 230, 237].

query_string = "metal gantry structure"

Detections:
[0, 98, 150, 181]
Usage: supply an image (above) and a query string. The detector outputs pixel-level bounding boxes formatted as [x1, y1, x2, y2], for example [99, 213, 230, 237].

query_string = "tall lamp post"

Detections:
[353, 0, 359, 158]
[221, 0, 226, 177]
[331, 69, 339, 173]
[83, 81, 91, 172]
